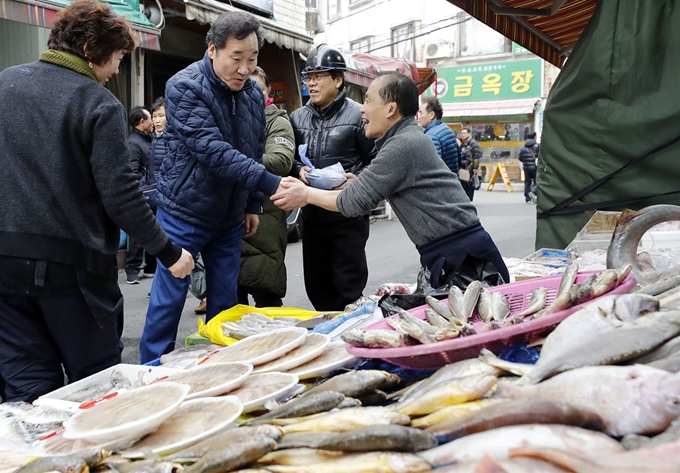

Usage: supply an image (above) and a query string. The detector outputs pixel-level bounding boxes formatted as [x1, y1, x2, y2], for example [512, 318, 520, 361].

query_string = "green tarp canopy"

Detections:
[49, 0, 154, 27]
[536, 0, 680, 250]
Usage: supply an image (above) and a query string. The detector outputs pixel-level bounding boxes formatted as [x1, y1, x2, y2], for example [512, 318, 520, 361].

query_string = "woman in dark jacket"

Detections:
[238, 67, 295, 307]
[0, 0, 193, 402]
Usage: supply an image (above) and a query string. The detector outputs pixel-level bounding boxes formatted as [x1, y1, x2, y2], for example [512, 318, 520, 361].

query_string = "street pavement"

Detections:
[119, 184, 537, 364]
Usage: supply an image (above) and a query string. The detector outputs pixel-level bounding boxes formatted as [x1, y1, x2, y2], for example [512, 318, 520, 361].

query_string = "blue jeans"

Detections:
[139, 208, 244, 363]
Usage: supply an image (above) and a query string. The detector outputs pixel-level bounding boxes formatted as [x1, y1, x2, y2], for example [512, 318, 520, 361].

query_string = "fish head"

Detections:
[613, 293, 660, 321]
[67, 461, 88, 473]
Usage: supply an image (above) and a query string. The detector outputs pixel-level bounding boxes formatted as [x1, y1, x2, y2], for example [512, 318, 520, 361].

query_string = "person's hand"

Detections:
[244, 214, 259, 238]
[168, 249, 194, 278]
[334, 172, 356, 190]
[272, 178, 309, 210]
[299, 166, 312, 185]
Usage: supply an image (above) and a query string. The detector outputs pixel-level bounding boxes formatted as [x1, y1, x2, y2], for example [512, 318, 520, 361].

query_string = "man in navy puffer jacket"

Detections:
[418, 96, 460, 175]
[140, 11, 283, 363]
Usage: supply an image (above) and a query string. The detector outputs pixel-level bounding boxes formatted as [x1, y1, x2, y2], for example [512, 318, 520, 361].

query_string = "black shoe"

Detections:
[126, 274, 140, 285]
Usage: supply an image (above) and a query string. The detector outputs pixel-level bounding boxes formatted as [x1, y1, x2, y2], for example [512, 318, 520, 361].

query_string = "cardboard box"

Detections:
[566, 211, 622, 254]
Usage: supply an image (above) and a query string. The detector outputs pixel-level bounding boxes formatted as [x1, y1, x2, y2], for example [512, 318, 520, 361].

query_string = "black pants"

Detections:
[302, 215, 370, 311]
[0, 292, 121, 402]
[237, 286, 283, 308]
[462, 180, 475, 202]
[125, 237, 144, 276]
[524, 167, 537, 202]
[418, 223, 510, 288]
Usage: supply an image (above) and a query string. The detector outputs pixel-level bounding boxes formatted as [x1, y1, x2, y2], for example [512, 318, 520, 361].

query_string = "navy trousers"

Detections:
[417, 223, 509, 288]
[0, 292, 120, 402]
[139, 207, 244, 364]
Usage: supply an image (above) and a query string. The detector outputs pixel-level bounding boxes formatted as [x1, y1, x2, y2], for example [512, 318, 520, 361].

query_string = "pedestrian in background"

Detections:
[289, 44, 376, 312]
[139, 11, 285, 363]
[519, 131, 540, 204]
[418, 96, 459, 175]
[459, 127, 483, 201]
[125, 105, 153, 284]
[238, 67, 295, 307]
[0, 0, 193, 402]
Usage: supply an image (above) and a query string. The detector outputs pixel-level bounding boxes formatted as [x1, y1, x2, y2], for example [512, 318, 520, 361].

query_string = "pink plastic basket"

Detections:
[345, 271, 636, 369]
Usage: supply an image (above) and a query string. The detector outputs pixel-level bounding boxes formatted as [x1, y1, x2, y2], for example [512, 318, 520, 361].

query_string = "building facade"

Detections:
[1, 0, 312, 113]
[306, 0, 561, 167]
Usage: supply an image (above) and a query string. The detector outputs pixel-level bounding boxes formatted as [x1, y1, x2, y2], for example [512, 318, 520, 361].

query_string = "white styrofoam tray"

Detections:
[34, 363, 180, 413]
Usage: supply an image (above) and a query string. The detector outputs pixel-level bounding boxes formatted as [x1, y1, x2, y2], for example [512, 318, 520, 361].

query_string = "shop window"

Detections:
[391, 22, 416, 60]
[467, 122, 533, 142]
[459, 20, 511, 57]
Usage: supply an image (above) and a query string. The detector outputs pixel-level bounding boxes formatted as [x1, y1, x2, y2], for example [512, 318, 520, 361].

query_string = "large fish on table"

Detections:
[418, 424, 622, 467]
[275, 425, 437, 452]
[397, 359, 501, 404]
[430, 456, 572, 473]
[494, 365, 680, 436]
[479, 293, 661, 382]
[393, 374, 497, 416]
[511, 438, 680, 473]
[607, 205, 680, 284]
[301, 370, 400, 399]
[280, 407, 410, 434]
[262, 452, 432, 473]
[425, 400, 603, 443]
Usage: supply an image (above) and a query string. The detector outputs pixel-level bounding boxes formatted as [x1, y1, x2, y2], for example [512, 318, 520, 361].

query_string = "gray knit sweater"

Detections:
[0, 58, 179, 278]
[337, 117, 479, 247]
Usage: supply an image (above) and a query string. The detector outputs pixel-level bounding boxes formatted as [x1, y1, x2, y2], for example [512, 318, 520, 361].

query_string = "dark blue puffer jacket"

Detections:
[157, 52, 280, 227]
[424, 120, 460, 174]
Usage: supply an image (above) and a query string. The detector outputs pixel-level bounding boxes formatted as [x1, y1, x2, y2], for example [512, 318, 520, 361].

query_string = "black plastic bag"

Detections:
[378, 254, 505, 316]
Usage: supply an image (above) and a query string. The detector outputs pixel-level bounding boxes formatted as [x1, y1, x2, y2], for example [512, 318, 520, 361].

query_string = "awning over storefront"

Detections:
[184, 0, 312, 54]
[447, 0, 597, 67]
[0, 0, 161, 49]
[342, 52, 437, 95]
[443, 98, 539, 118]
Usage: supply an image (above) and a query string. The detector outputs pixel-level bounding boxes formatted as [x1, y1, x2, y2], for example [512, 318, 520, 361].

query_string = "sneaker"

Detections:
[194, 299, 207, 314]
[528, 192, 537, 204]
[142, 272, 155, 278]
[126, 274, 140, 285]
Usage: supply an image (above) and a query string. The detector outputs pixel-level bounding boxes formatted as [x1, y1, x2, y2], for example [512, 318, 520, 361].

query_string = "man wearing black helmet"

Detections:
[290, 44, 377, 311]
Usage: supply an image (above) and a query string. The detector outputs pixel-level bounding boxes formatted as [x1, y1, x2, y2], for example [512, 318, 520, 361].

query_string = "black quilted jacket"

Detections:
[289, 90, 376, 222]
[157, 52, 281, 228]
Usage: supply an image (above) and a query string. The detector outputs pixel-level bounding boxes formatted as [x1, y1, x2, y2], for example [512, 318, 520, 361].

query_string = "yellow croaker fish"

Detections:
[395, 374, 497, 416]
[262, 452, 432, 473]
[410, 399, 505, 429]
[257, 448, 347, 466]
[281, 407, 410, 434]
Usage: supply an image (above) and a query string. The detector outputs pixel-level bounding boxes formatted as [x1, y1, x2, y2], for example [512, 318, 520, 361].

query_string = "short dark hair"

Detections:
[461, 127, 471, 134]
[376, 72, 419, 117]
[206, 11, 264, 50]
[527, 131, 537, 139]
[329, 69, 345, 91]
[151, 97, 165, 115]
[128, 106, 148, 128]
[48, 0, 136, 66]
[421, 96, 443, 120]
[251, 66, 271, 94]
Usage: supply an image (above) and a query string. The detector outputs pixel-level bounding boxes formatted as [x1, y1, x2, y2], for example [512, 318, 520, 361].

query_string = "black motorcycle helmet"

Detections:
[304, 44, 347, 73]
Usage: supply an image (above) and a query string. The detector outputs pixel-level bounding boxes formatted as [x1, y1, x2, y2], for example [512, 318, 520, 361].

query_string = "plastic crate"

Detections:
[345, 271, 636, 370]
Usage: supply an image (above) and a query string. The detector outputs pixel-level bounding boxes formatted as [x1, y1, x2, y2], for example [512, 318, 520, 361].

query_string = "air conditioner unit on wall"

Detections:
[423, 41, 454, 60]
[306, 11, 319, 32]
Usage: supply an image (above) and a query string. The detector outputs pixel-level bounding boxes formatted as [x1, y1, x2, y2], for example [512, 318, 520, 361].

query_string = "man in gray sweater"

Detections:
[273, 73, 508, 287]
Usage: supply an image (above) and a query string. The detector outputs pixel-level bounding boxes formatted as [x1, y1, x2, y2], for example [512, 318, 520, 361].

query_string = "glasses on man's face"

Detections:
[302, 73, 331, 84]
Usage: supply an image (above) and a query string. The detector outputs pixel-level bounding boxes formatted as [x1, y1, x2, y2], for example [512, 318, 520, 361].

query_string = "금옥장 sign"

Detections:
[429, 58, 543, 103]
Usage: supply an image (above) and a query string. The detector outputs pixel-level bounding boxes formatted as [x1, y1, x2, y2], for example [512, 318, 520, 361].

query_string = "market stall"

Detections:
[2, 205, 680, 472]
